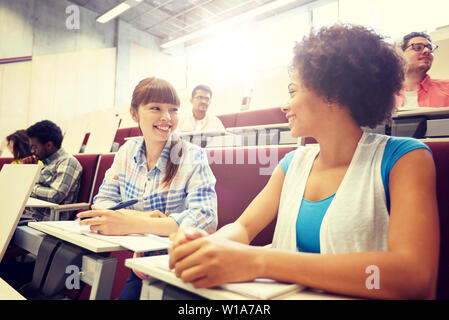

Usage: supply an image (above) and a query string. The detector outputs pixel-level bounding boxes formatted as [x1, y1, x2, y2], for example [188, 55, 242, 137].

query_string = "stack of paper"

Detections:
[39, 221, 171, 252]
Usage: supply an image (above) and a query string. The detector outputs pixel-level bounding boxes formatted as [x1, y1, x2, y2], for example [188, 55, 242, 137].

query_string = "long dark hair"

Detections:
[6, 129, 32, 160]
[131, 77, 183, 187]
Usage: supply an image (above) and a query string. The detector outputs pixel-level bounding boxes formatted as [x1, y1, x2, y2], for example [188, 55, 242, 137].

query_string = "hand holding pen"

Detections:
[78, 199, 139, 220]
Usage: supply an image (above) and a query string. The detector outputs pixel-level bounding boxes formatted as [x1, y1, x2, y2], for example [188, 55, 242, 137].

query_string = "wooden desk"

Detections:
[125, 256, 353, 300]
[393, 106, 449, 118]
[226, 123, 289, 132]
[0, 278, 26, 300]
[15, 222, 124, 300]
[28, 222, 123, 253]
[26, 197, 59, 208]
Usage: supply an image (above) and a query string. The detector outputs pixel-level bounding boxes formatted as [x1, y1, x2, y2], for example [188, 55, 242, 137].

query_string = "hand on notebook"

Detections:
[168, 234, 262, 289]
[77, 209, 146, 235]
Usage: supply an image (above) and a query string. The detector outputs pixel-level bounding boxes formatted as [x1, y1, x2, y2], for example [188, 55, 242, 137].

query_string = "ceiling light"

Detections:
[160, 0, 297, 49]
[96, 0, 143, 24]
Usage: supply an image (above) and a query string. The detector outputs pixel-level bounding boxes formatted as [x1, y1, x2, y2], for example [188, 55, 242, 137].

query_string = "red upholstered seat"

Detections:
[73, 154, 100, 204]
[91, 154, 115, 199]
[128, 127, 142, 138]
[0, 157, 13, 171]
[425, 141, 449, 299]
[113, 128, 131, 148]
[85, 153, 132, 300]
[206, 146, 296, 246]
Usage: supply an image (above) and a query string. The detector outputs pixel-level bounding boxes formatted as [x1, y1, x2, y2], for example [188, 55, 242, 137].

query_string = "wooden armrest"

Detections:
[53, 202, 91, 212]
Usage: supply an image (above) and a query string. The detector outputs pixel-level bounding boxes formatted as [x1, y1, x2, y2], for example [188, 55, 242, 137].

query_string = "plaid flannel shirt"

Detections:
[93, 137, 218, 233]
[24, 148, 83, 221]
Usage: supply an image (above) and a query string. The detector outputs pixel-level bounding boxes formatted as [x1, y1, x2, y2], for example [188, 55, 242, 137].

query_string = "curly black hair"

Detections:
[293, 24, 405, 128]
[26, 120, 63, 148]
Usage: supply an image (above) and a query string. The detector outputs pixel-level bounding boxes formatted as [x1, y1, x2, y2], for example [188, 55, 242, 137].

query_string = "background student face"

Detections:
[190, 89, 211, 118]
[29, 138, 52, 160]
[403, 36, 434, 73]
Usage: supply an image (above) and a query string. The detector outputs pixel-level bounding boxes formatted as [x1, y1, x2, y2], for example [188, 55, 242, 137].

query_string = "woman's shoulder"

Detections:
[386, 136, 430, 154]
[179, 140, 206, 160]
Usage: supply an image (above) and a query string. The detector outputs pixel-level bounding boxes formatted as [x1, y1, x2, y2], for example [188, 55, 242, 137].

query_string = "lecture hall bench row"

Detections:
[0, 140, 448, 300]
[108, 107, 289, 148]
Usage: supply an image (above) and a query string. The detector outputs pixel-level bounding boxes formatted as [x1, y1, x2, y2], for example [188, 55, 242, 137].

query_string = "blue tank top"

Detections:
[279, 136, 431, 253]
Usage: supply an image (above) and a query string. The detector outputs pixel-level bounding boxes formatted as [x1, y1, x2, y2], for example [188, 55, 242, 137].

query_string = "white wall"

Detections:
[0, 0, 187, 146]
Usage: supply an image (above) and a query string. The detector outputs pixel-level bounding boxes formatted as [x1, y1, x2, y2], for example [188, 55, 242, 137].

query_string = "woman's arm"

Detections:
[169, 164, 286, 250]
[171, 149, 439, 299]
[78, 209, 179, 236]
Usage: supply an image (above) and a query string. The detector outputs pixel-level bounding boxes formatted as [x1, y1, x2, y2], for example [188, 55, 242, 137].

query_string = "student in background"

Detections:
[169, 25, 439, 300]
[177, 84, 226, 133]
[22, 120, 82, 221]
[77, 77, 218, 299]
[6, 129, 42, 164]
[396, 32, 449, 108]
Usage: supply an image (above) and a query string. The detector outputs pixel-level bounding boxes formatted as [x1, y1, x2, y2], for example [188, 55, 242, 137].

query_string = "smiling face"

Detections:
[282, 71, 328, 138]
[403, 36, 434, 74]
[131, 102, 179, 144]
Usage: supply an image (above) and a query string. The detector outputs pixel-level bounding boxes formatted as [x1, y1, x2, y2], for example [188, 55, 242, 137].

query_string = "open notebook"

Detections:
[36, 220, 171, 252]
[148, 255, 306, 299]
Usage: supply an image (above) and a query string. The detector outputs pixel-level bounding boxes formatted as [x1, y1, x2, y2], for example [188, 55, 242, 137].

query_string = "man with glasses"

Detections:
[177, 84, 226, 133]
[396, 32, 449, 108]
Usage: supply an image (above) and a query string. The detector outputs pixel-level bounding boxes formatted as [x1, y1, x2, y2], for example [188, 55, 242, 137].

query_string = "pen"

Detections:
[80, 199, 139, 220]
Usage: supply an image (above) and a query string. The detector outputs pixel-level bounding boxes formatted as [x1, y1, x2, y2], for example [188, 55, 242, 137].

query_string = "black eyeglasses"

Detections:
[194, 96, 210, 102]
[405, 42, 438, 53]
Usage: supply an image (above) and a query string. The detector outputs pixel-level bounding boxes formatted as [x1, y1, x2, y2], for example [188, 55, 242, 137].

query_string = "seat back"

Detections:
[0, 157, 13, 172]
[206, 146, 295, 246]
[113, 128, 131, 148]
[425, 141, 449, 299]
[91, 154, 115, 201]
[73, 154, 100, 204]
[128, 127, 142, 138]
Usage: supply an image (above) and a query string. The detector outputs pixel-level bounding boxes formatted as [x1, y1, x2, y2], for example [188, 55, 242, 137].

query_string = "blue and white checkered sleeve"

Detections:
[169, 149, 218, 234]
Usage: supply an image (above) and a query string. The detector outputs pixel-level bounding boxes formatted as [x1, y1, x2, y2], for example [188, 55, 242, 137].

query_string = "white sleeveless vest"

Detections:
[272, 132, 390, 254]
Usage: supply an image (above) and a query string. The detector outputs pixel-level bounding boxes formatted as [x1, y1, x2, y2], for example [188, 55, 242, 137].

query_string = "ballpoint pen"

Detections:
[80, 198, 138, 220]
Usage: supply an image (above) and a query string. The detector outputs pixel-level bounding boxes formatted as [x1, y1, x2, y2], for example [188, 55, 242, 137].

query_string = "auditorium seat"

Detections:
[73, 154, 100, 204]
[113, 128, 131, 148]
[425, 141, 449, 299]
[0, 157, 13, 171]
[74, 153, 133, 300]
[206, 146, 296, 246]
[128, 127, 141, 138]
[91, 154, 115, 198]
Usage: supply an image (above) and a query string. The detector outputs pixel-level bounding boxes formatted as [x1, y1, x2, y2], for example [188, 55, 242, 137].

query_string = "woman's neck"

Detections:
[144, 138, 167, 170]
[313, 116, 363, 169]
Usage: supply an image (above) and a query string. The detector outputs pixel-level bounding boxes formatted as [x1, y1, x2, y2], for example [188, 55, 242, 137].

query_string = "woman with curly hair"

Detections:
[169, 24, 439, 299]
